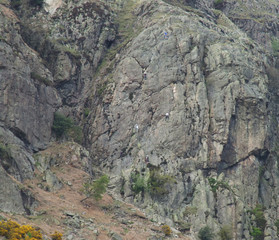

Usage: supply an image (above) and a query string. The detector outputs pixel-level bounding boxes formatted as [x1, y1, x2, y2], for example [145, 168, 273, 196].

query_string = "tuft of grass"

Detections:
[271, 38, 279, 55]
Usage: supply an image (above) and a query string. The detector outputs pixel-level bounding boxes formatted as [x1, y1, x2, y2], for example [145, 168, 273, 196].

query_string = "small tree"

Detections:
[198, 226, 215, 240]
[82, 175, 109, 201]
[131, 172, 146, 194]
[52, 112, 73, 138]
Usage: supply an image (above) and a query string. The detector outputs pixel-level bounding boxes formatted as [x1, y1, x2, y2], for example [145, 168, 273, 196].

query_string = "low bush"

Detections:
[198, 226, 215, 240]
[52, 112, 83, 143]
[218, 225, 233, 240]
[147, 169, 174, 195]
[251, 227, 263, 240]
[52, 112, 73, 138]
[184, 206, 198, 216]
[250, 204, 266, 240]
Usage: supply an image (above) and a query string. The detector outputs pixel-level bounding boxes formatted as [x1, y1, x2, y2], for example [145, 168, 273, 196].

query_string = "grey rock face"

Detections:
[1, 0, 279, 238]
[214, 0, 279, 51]
[0, 165, 25, 213]
[0, 127, 34, 181]
[0, 5, 61, 150]
[19, 0, 115, 107]
[85, 0, 275, 238]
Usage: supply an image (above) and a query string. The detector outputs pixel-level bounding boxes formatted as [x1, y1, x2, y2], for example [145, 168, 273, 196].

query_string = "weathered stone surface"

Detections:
[19, 0, 115, 107]
[214, 0, 279, 51]
[0, 5, 61, 150]
[2, 0, 279, 238]
[84, 0, 274, 239]
[0, 165, 25, 213]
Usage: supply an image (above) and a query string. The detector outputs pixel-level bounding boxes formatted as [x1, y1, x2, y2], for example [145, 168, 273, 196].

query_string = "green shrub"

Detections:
[208, 177, 218, 193]
[84, 108, 90, 118]
[147, 169, 174, 195]
[130, 172, 146, 194]
[52, 112, 73, 138]
[68, 125, 83, 144]
[83, 175, 109, 201]
[250, 204, 266, 240]
[198, 226, 215, 240]
[218, 225, 233, 240]
[52, 112, 83, 143]
[251, 227, 263, 240]
[162, 225, 172, 236]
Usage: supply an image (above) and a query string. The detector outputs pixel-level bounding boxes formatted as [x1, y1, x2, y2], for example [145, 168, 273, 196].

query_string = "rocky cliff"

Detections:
[1, 0, 279, 239]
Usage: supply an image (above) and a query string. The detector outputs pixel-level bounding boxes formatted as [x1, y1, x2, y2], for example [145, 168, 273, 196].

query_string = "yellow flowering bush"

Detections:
[51, 231, 63, 240]
[0, 219, 42, 240]
[162, 224, 172, 236]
